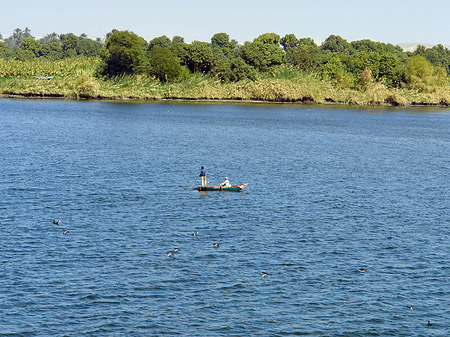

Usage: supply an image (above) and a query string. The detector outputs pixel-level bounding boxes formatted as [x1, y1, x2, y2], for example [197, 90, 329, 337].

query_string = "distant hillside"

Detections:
[398, 42, 450, 52]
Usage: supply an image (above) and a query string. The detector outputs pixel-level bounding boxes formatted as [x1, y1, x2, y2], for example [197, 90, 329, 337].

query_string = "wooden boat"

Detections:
[198, 183, 248, 192]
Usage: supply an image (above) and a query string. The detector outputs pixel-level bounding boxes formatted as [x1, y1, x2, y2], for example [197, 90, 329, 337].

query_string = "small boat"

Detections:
[198, 183, 248, 192]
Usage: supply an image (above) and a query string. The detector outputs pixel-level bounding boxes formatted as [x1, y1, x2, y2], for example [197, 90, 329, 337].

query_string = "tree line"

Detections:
[0, 27, 102, 60]
[2, 27, 450, 91]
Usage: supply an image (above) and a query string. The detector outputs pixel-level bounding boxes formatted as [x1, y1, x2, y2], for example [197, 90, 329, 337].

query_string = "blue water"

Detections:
[0, 99, 449, 336]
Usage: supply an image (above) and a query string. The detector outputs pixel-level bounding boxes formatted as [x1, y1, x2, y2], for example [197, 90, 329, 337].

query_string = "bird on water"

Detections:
[213, 243, 220, 247]
[261, 272, 269, 278]
[192, 231, 199, 237]
[427, 321, 432, 326]
[53, 219, 62, 225]
[359, 268, 367, 272]
[166, 251, 174, 258]
[407, 306, 415, 310]
[174, 248, 181, 252]
[62, 230, 69, 235]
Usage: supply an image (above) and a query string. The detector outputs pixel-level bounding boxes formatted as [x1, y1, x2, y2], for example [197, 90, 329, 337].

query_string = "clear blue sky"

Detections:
[2, 0, 449, 45]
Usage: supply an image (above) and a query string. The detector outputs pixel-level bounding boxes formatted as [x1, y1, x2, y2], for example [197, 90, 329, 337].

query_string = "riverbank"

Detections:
[2, 75, 450, 107]
[1, 58, 450, 106]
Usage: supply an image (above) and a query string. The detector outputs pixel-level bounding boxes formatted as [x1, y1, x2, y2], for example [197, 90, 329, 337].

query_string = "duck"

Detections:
[359, 268, 367, 272]
[53, 219, 62, 225]
[261, 272, 269, 278]
[407, 306, 415, 310]
[213, 243, 220, 248]
[166, 251, 174, 258]
[427, 321, 432, 326]
[174, 248, 181, 253]
[62, 230, 69, 235]
[192, 231, 199, 237]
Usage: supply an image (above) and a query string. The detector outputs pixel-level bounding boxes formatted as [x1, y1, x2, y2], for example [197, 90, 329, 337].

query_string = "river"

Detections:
[1, 99, 449, 336]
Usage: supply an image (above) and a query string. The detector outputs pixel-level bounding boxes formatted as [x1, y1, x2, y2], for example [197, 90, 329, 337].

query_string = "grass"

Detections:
[1, 58, 450, 106]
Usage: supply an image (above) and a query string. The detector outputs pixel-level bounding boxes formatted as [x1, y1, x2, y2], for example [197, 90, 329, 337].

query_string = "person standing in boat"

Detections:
[220, 177, 231, 188]
[199, 166, 207, 187]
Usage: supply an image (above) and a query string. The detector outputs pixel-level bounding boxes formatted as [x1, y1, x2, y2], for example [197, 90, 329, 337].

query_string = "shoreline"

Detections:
[2, 92, 449, 108]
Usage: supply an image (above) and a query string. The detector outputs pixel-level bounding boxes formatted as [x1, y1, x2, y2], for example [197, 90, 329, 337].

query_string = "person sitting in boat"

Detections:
[219, 177, 231, 188]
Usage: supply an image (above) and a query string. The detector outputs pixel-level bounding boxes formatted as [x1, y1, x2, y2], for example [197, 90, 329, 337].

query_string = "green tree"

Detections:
[170, 36, 188, 62]
[347, 52, 380, 78]
[19, 38, 41, 57]
[414, 45, 426, 56]
[280, 33, 299, 55]
[404, 55, 445, 91]
[184, 41, 214, 73]
[321, 35, 350, 54]
[0, 41, 11, 58]
[229, 57, 257, 81]
[423, 44, 450, 74]
[320, 54, 354, 87]
[149, 35, 172, 50]
[241, 33, 285, 71]
[39, 32, 60, 44]
[148, 46, 183, 82]
[211, 32, 234, 58]
[40, 42, 63, 60]
[60, 33, 79, 58]
[377, 53, 405, 87]
[77, 38, 100, 57]
[210, 57, 232, 81]
[287, 38, 318, 70]
[350, 39, 405, 57]
[5, 27, 33, 49]
[96, 30, 148, 77]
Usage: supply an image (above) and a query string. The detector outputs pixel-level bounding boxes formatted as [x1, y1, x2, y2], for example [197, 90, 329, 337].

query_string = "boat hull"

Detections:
[198, 183, 248, 192]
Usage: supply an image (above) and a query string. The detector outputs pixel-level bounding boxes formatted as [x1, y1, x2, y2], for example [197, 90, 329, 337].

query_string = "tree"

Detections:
[280, 33, 299, 55]
[254, 33, 280, 45]
[77, 38, 100, 57]
[148, 46, 183, 82]
[20, 38, 41, 57]
[404, 55, 441, 91]
[0, 41, 11, 58]
[230, 57, 257, 81]
[40, 42, 63, 60]
[350, 39, 405, 57]
[39, 32, 60, 44]
[240, 33, 285, 71]
[210, 33, 235, 78]
[184, 41, 214, 73]
[423, 44, 450, 74]
[60, 33, 78, 58]
[320, 53, 354, 87]
[210, 57, 232, 81]
[321, 35, 350, 54]
[5, 27, 33, 49]
[287, 37, 318, 70]
[414, 45, 426, 56]
[96, 30, 148, 77]
[170, 36, 188, 64]
[148, 35, 172, 50]
[379, 54, 398, 77]
[211, 32, 234, 58]
[347, 52, 380, 78]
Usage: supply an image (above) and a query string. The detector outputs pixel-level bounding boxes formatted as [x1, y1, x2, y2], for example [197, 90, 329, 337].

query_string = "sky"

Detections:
[2, 0, 450, 46]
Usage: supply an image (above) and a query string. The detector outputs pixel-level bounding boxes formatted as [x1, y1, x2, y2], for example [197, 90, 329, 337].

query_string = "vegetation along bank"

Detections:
[1, 28, 450, 106]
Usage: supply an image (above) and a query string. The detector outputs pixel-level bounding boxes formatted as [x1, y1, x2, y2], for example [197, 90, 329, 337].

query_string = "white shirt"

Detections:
[220, 178, 231, 188]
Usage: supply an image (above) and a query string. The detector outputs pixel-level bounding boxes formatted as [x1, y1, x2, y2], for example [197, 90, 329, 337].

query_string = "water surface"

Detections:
[1, 99, 449, 336]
